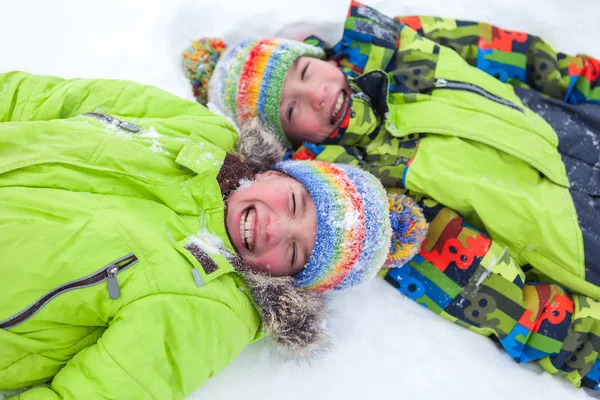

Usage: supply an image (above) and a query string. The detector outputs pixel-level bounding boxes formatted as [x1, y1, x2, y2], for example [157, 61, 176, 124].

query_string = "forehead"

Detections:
[265, 173, 311, 198]
[271, 173, 306, 191]
[290, 56, 302, 70]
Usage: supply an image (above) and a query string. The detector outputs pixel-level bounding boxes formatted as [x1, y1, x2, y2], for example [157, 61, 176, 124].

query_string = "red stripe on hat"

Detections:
[237, 38, 276, 124]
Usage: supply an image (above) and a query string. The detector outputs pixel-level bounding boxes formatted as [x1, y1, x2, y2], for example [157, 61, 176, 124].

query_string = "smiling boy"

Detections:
[226, 169, 317, 276]
[279, 56, 350, 145]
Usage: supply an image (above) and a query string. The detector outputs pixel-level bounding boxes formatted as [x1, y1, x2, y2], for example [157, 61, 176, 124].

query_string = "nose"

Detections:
[304, 86, 325, 111]
[265, 214, 285, 245]
[264, 215, 303, 245]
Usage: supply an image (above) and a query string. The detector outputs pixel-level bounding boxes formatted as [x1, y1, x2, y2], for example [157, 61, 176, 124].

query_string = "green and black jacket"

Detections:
[291, 0, 600, 390]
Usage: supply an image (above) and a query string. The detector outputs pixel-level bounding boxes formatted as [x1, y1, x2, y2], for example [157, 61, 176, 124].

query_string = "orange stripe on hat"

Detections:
[237, 38, 277, 124]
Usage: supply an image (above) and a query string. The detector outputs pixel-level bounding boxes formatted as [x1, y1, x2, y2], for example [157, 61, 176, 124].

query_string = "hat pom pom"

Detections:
[182, 37, 227, 105]
[385, 194, 428, 268]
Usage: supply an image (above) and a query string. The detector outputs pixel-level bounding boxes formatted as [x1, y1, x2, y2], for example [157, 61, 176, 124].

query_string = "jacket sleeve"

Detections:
[9, 294, 255, 400]
[0, 71, 220, 120]
[394, 16, 600, 104]
[0, 71, 238, 151]
[383, 197, 600, 390]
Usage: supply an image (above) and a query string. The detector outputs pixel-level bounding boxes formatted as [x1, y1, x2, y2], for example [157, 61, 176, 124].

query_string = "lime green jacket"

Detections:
[0, 72, 264, 399]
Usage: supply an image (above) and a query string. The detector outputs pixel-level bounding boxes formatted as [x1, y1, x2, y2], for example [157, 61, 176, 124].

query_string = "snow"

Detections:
[236, 178, 255, 191]
[1, 0, 598, 399]
[139, 126, 162, 139]
[188, 230, 227, 257]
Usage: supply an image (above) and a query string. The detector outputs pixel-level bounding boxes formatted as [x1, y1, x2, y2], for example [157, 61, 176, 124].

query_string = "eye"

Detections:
[291, 242, 297, 267]
[301, 62, 310, 80]
[287, 102, 296, 122]
[291, 191, 297, 215]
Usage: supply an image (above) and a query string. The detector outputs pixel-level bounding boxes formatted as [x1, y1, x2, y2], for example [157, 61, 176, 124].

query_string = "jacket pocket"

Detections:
[0, 253, 138, 330]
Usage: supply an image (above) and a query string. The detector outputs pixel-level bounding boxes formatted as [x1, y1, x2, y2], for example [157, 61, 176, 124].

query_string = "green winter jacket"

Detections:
[294, 1, 599, 301]
[0, 72, 264, 399]
[291, 1, 600, 391]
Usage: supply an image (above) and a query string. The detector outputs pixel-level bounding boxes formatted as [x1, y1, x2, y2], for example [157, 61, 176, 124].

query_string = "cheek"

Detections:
[259, 187, 288, 209]
[246, 249, 288, 276]
[297, 114, 321, 130]
[294, 108, 329, 131]
[325, 66, 346, 86]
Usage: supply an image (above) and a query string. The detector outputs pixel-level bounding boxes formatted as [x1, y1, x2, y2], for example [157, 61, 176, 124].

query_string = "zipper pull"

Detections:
[107, 266, 121, 300]
[435, 78, 448, 88]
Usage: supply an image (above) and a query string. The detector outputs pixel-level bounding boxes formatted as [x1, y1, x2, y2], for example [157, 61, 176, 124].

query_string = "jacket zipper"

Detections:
[0, 253, 138, 330]
[434, 78, 524, 113]
[81, 112, 141, 133]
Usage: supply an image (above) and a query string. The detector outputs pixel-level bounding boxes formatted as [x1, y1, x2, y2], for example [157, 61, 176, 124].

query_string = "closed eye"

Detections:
[290, 191, 297, 268]
[301, 62, 310, 80]
[287, 102, 295, 122]
[291, 242, 297, 267]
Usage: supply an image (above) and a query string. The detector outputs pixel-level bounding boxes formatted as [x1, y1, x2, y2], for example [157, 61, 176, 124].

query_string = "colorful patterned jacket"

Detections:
[292, 1, 600, 391]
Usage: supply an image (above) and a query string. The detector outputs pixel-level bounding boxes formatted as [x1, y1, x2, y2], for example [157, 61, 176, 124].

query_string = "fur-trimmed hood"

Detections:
[210, 119, 329, 358]
[234, 118, 287, 174]
[230, 255, 328, 358]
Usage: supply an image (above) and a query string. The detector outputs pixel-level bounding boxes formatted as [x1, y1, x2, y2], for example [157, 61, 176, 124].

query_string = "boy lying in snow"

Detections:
[182, 0, 600, 391]
[0, 71, 426, 399]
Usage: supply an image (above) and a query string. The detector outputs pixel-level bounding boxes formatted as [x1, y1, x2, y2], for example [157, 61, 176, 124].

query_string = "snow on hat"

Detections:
[273, 160, 427, 293]
[182, 37, 325, 146]
[385, 194, 428, 268]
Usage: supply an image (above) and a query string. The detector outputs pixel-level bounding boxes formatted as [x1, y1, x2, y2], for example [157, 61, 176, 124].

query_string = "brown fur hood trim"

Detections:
[225, 254, 328, 358]
[235, 119, 286, 174]
[200, 119, 326, 357]
[231, 120, 327, 356]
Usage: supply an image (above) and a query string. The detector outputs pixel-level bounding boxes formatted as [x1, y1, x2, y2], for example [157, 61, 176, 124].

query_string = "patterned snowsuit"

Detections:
[291, 0, 600, 390]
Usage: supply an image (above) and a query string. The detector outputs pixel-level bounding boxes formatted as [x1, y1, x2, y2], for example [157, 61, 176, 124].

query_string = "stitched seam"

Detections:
[0, 158, 196, 188]
[108, 212, 159, 293]
[109, 83, 132, 112]
[40, 327, 104, 358]
[102, 293, 253, 399]
[1, 328, 103, 372]
[565, 187, 585, 279]
[126, 292, 256, 337]
[393, 125, 566, 186]
[99, 340, 157, 399]
[19, 81, 38, 121]
[88, 135, 112, 166]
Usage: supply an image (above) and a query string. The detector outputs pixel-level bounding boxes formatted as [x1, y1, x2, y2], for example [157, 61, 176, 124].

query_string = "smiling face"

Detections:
[225, 171, 317, 277]
[280, 56, 351, 146]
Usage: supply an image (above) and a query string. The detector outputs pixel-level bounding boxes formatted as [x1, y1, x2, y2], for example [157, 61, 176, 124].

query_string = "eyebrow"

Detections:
[291, 57, 301, 72]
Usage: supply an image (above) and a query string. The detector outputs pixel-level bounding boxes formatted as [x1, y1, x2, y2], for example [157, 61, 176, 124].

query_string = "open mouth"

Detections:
[239, 207, 256, 250]
[330, 90, 349, 126]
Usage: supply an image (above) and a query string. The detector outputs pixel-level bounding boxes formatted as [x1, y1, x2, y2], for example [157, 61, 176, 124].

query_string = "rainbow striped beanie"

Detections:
[273, 160, 393, 292]
[182, 37, 325, 146]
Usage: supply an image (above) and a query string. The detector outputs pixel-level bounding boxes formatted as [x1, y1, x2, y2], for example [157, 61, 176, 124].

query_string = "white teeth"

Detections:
[239, 208, 256, 250]
[333, 92, 344, 117]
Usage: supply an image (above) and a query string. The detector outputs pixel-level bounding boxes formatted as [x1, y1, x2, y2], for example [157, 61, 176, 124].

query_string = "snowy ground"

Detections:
[1, 0, 599, 399]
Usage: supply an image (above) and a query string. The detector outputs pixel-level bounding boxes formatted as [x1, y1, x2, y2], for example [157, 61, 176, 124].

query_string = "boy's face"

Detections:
[280, 56, 351, 145]
[226, 171, 317, 277]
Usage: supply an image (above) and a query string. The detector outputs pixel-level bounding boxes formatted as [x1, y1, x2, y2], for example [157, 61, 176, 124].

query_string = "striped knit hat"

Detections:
[182, 37, 325, 146]
[273, 161, 427, 292]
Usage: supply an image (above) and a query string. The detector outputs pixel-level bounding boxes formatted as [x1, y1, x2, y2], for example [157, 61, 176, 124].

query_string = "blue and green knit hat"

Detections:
[182, 37, 325, 146]
[273, 160, 427, 293]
